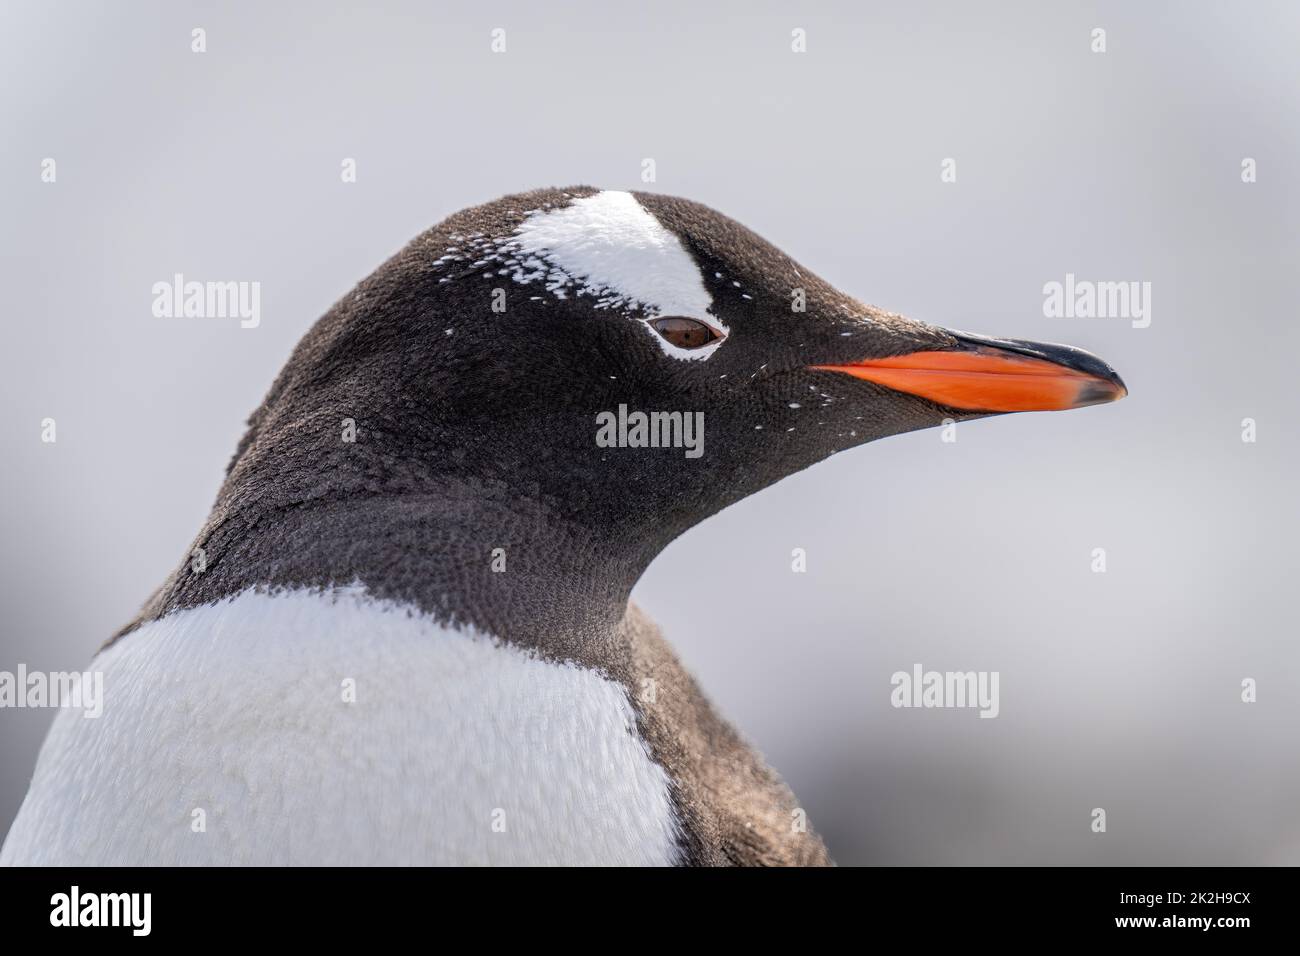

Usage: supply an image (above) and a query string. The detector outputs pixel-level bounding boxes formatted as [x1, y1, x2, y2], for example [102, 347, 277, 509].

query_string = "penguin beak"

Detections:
[811, 330, 1128, 412]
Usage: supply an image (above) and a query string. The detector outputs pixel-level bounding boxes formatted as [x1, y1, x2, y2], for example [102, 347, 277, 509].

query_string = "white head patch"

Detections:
[443, 190, 726, 361]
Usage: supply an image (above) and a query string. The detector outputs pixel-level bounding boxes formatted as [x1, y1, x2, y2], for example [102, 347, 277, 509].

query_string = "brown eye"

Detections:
[650, 316, 721, 350]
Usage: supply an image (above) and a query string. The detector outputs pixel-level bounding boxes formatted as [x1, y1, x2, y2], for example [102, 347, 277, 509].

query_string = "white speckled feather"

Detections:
[510, 190, 725, 360]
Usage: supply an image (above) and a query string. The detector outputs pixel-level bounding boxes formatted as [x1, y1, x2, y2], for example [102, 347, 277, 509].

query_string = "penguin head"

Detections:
[244, 187, 1125, 554]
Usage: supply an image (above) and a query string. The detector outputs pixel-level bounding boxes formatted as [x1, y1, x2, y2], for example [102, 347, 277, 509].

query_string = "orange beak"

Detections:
[812, 332, 1127, 413]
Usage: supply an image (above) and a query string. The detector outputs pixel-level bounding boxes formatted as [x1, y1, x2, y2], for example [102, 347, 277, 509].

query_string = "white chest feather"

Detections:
[0, 588, 681, 866]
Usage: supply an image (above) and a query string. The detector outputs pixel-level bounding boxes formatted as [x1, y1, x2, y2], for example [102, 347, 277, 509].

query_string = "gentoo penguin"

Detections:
[1, 187, 1125, 866]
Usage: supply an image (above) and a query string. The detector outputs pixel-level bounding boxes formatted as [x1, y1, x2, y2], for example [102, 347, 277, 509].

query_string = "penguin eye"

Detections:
[650, 316, 721, 350]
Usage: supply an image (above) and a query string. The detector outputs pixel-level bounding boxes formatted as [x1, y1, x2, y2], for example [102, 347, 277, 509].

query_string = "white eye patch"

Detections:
[510, 190, 727, 361]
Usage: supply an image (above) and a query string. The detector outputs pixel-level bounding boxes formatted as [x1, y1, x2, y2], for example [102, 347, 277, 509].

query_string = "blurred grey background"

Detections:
[2, 0, 1297, 864]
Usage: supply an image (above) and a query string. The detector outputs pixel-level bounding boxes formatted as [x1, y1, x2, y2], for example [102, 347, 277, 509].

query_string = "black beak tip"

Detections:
[1076, 377, 1128, 407]
[950, 329, 1128, 405]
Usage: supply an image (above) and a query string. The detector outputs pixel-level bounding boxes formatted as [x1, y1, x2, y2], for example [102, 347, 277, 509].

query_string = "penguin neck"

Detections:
[172, 462, 669, 662]
[345, 480, 657, 645]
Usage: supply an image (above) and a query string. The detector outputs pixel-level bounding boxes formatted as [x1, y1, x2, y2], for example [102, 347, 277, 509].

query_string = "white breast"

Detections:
[0, 587, 681, 866]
